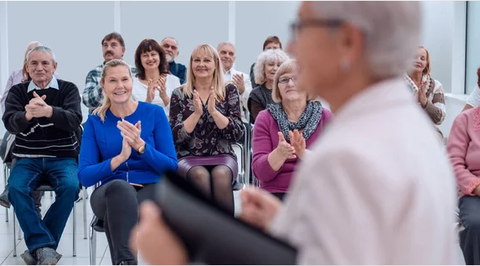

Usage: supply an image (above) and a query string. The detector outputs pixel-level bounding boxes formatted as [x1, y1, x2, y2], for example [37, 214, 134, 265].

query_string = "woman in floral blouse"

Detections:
[169, 44, 244, 214]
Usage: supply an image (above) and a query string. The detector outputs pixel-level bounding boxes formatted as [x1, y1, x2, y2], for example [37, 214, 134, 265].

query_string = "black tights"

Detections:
[187, 165, 234, 215]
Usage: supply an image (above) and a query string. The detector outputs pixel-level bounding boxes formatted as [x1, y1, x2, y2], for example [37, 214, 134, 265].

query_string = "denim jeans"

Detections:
[8, 157, 79, 252]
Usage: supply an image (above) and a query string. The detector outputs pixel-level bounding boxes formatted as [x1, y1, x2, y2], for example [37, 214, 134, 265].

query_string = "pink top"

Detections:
[252, 107, 332, 193]
[447, 107, 480, 198]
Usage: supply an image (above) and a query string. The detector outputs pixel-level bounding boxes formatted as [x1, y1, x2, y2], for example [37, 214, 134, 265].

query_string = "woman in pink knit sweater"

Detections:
[252, 59, 332, 201]
[447, 103, 480, 264]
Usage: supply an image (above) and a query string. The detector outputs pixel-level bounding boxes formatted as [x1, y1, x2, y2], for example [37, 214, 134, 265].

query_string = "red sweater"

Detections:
[252, 108, 332, 193]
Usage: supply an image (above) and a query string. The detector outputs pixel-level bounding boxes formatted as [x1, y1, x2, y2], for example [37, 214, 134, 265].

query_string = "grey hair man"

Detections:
[217, 41, 252, 114]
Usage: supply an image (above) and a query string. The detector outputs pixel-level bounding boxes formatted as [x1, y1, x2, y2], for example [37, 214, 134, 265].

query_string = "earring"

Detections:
[341, 59, 350, 72]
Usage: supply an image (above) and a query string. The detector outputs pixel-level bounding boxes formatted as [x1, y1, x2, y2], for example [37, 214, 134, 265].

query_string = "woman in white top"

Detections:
[130, 2, 456, 265]
[132, 39, 180, 116]
[463, 67, 480, 111]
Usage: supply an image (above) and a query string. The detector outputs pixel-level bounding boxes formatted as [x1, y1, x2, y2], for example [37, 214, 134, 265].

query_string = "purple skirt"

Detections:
[177, 154, 238, 184]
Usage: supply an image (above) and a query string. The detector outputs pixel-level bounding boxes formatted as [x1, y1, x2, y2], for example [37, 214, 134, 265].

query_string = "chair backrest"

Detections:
[0, 131, 15, 164]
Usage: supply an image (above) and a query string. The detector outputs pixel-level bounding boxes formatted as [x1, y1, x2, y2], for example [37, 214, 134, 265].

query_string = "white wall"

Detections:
[420, 1, 466, 95]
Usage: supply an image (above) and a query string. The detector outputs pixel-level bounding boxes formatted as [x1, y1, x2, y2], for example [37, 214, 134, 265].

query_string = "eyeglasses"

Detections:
[290, 19, 343, 40]
[278, 76, 298, 85]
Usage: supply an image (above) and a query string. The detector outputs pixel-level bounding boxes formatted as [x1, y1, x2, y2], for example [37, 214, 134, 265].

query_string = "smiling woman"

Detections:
[78, 59, 178, 265]
[132, 39, 181, 116]
[405, 46, 446, 140]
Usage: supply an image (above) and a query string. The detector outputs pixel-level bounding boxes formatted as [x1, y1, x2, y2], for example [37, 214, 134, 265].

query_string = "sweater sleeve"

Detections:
[424, 80, 446, 125]
[219, 84, 244, 142]
[252, 110, 283, 182]
[447, 111, 480, 196]
[50, 82, 83, 132]
[169, 88, 193, 144]
[2, 85, 31, 135]
[77, 116, 115, 187]
[138, 106, 178, 175]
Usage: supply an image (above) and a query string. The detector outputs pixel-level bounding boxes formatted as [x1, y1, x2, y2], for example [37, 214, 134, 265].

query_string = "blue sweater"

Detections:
[78, 102, 178, 187]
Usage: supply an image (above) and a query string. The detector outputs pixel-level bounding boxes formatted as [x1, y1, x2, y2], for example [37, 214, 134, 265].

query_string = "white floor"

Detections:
[0, 159, 466, 265]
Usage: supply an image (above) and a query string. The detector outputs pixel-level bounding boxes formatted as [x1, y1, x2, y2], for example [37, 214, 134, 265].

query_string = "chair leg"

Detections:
[13, 210, 16, 257]
[73, 203, 76, 257]
[89, 227, 97, 265]
[4, 165, 8, 223]
[83, 187, 87, 239]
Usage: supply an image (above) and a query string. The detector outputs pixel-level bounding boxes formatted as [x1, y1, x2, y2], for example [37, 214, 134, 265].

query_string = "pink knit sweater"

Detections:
[447, 107, 480, 198]
[252, 108, 332, 193]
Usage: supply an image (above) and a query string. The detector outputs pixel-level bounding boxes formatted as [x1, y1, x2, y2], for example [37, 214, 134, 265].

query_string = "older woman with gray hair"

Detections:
[131, 2, 457, 264]
[247, 49, 289, 123]
[251, 59, 332, 201]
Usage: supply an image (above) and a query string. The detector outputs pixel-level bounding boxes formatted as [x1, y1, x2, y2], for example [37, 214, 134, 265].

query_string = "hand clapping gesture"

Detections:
[25, 91, 52, 120]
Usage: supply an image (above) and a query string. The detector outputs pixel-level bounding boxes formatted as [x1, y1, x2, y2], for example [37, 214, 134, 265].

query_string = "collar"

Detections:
[334, 77, 413, 120]
[27, 76, 59, 93]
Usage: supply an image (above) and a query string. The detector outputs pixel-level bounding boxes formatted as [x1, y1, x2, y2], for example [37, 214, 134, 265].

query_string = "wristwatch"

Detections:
[137, 144, 146, 155]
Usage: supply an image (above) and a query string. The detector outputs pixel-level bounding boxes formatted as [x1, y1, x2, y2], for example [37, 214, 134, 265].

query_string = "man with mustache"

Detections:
[161, 37, 187, 84]
[82, 32, 137, 113]
[218, 42, 252, 115]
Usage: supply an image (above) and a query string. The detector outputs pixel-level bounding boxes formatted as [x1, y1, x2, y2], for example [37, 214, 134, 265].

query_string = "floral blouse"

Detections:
[169, 83, 245, 159]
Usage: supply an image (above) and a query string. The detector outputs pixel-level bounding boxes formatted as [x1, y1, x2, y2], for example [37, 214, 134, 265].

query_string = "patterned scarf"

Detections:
[267, 101, 323, 142]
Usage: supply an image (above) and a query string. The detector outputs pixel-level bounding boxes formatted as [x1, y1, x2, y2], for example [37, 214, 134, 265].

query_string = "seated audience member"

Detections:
[462, 67, 480, 111]
[83, 32, 137, 114]
[2, 46, 82, 265]
[252, 59, 332, 201]
[404, 46, 446, 140]
[447, 106, 480, 265]
[161, 37, 187, 84]
[250, 36, 283, 88]
[218, 41, 252, 115]
[169, 44, 244, 215]
[132, 39, 180, 116]
[78, 59, 178, 265]
[0, 40, 59, 212]
[248, 49, 289, 123]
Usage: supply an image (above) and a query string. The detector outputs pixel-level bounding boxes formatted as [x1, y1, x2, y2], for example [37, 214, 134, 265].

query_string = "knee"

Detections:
[104, 179, 136, 197]
[212, 167, 233, 188]
[188, 167, 210, 183]
[463, 213, 480, 234]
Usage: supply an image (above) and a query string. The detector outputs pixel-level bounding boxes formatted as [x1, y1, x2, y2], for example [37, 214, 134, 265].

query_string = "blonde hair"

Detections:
[254, 49, 289, 85]
[183, 44, 225, 100]
[93, 59, 132, 122]
[272, 59, 313, 103]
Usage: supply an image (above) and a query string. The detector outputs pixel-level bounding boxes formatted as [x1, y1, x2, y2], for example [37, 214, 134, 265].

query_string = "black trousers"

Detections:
[90, 180, 156, 265]
[459, 196, 480, 265]
[272, 192, 286, 202]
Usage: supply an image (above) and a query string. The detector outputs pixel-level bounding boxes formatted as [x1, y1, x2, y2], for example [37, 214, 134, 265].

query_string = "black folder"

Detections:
[152, 171, 298, 265]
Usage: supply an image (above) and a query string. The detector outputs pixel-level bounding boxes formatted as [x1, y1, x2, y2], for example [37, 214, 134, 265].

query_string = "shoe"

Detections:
[20, 250, 37, 265]
[35, 247, 62, 265]
[0, 188, 10, 208]
[118, 260, 137, 265]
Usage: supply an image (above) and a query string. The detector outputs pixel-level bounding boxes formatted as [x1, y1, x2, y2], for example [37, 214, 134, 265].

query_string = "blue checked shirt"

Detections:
[82, 63, 137, 113]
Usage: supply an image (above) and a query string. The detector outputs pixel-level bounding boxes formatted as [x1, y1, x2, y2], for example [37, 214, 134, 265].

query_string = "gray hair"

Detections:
[311, 1, 421, 78]
[26, 46, 57, 65]
[161, 37, 178, 46]
[254, 49, 289, 84]
[217, 41, 235, 51]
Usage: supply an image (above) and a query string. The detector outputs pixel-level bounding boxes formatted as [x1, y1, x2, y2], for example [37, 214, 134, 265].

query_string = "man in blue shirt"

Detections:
[161, 37, 187, 84]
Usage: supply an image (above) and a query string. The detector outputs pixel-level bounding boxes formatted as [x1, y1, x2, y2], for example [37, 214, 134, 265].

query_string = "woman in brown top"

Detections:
[247, 49, 289, 123]
[169, 44, 244, 214]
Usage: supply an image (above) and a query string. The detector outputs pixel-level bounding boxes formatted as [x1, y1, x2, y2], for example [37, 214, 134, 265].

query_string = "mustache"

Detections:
[104, 51, 113, 56]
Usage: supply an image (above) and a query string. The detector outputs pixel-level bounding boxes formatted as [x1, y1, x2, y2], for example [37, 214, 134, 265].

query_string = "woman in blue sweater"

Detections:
[78, 59, 177, 265]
